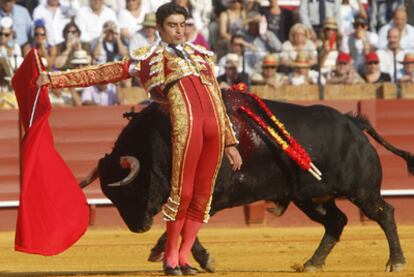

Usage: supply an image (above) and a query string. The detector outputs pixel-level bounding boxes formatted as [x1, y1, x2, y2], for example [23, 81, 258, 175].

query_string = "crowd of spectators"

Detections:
[0, 0, 414, 109]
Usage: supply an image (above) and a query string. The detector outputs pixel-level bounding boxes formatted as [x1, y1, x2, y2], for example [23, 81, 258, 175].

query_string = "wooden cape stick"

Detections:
[28, 50, 44, 128]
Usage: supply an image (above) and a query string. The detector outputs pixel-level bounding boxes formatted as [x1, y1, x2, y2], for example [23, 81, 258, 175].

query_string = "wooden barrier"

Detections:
[250, 83, 414, 101]
[324, 84, 381, 100]
[117, 87, 149, 105]
[250, 85, 320, 101]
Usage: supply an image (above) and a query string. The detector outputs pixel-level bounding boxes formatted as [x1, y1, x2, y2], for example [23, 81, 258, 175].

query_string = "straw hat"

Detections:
[400, 53, 414, 64]
[323, 17, 338, 30]
[142, 13, 156, 28]
[70, 50, 91, 65]
[262, 54, 278, 67]
[291, 52, 311, 68]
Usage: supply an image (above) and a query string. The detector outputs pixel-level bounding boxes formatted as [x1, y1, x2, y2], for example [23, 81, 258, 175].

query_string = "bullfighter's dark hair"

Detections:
[156, 2, 189, 26]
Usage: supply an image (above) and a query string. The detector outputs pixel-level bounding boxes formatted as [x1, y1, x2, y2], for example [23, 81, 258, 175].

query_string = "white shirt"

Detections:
[39, 0, 81, 11]
[118, 8, 148, 36]
[33, 4, 72, 45]
[81, 84, 117, 106]
[377, 22, 414, 51]
[129, 30, 160, 52]
[376, 48, 405, 81]
[341, 31, 379, 72]
[190, 0, 212, 31]
[141, 0, 169, 12]
[75, 5, 118, 43]
[340, 0, 361, 36]
[288, 70, 324, 85]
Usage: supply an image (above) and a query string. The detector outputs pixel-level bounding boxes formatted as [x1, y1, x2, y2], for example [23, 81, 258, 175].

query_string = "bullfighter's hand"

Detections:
[225, 146, 242, 171]
[36, 71, 50, 87]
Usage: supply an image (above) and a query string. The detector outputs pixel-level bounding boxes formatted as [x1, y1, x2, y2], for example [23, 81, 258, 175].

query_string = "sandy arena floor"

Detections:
[0, 225, 413, 277]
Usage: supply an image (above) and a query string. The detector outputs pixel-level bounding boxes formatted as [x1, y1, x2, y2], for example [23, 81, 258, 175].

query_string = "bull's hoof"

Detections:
[385, 262, 405, 272]
[148, 250, 164, 262]
[301, 261, 323, 273]
[201, 254, 215, 273]
[303, 265, 322, 273]
[267, 204, 286, 217]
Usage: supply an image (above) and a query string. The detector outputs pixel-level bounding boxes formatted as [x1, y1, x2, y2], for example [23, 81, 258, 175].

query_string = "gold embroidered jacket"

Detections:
[48, 42, 238, 146]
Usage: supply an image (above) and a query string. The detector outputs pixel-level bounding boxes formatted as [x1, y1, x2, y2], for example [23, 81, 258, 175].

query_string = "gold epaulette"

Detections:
[184, 42, 215, 57]
[130, 44, 162, 62]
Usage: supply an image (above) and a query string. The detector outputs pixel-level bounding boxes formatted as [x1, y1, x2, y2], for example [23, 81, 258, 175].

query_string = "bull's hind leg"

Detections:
[191, 237, 215, 272]
[351, 195, 405, 272]
[294, 199, 348, 272]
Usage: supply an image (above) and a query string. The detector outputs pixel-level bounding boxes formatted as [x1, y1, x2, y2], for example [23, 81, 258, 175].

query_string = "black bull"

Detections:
[92, 89, 414, 272]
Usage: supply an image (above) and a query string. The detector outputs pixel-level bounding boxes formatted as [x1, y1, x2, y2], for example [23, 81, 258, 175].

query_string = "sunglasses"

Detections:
[0, 32, 11, 37]
[367, 61, 379, 65]
[35, 32, 46, 37]
[355, 23, 366, 28]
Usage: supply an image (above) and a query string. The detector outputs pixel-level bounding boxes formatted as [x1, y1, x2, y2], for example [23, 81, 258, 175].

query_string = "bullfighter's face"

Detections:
[157, 14, 186, 45]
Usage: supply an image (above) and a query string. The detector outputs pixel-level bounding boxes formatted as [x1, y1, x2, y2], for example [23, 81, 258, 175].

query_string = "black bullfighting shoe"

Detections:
[180, 265, 199, 275]
[163, 265, 183, 276]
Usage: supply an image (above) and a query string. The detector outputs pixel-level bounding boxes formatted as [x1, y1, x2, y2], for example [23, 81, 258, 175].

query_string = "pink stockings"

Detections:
[165, 219, 203, 267]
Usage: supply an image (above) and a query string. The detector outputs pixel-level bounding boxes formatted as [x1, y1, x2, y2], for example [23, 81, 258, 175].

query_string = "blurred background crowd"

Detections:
[0, 0, 414, 109]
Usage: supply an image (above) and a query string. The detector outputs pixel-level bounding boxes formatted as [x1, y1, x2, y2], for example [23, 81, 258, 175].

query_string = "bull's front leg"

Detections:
[148, 232, 216, 272]
[148, 231, 167, 262]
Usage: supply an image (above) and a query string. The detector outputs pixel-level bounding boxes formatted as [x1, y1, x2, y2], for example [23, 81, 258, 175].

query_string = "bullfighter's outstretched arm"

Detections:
[46, 59, 132, 89]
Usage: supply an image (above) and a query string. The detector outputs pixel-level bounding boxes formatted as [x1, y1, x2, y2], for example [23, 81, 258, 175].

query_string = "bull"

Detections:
[81, 89, 414, 272]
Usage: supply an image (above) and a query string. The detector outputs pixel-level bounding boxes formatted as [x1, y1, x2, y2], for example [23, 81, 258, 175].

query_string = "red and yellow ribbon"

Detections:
[232, 83, 322, 180]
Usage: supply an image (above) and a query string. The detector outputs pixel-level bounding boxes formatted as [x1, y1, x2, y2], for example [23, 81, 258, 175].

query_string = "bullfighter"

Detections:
[36, 2, 242, 276]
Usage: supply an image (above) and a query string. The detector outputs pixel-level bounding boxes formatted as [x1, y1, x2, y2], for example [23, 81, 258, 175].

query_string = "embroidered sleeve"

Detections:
[49, 59, 132, 89]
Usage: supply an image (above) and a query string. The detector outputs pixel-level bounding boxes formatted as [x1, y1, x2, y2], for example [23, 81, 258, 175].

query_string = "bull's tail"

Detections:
[345, 113, 414, 175]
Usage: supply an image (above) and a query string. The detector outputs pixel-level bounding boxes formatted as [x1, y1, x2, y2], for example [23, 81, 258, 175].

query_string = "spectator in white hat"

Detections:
[0, 16, 21, 69]
[0, 0, 32, 46]
[398, 53, 414, 83]
[0, 16, 21, 92]
[217, 53, 250, 89]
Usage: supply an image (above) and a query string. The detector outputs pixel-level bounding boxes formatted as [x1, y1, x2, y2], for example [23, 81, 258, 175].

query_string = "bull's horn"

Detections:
[107, 156, 140, 187]
[79, 166, 99, 188]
